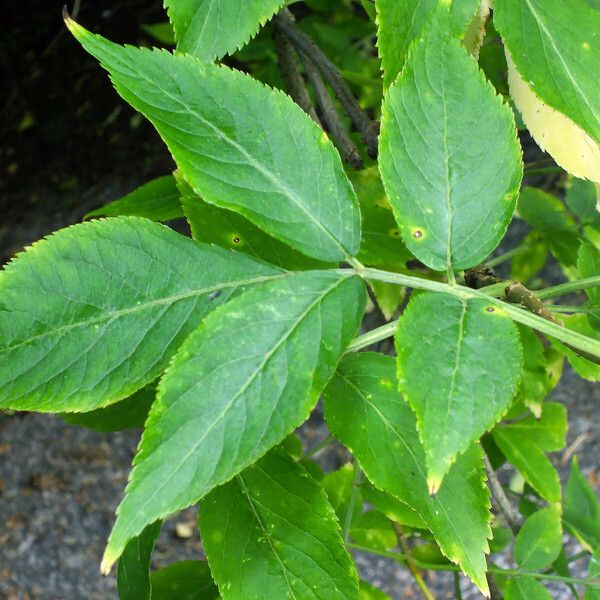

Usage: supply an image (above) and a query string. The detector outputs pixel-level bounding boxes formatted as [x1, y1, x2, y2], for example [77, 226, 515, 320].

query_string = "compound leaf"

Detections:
[379, 15, 522, 272]
[518, 187, 580, 277]
[375, 0, 482, 89]
[62, 385, 156, 432]
[566, 177, 600, 227]
[493, 405, 565, 503]
[102, 270, 366, 571]
[200, 449, 359, 600]
[164, 0, 286, 62]
[495, 0, 600, 147]
[586, 549, 600, 600]
[323, 352, 492, 594]
[505, 50, 600, 183]
[0, 217, 282, 412]
[504, 577, 552, 600]
[117, 521, 161, 600]
[395, 292, 522, 490]
[67, 20, 361, 263]
[564, 457, 600, 551]
[85, 175, 183, 222]
[515, 506, 562, 570]
[180, 181, 327, 271]
[150, 561, 220, 600]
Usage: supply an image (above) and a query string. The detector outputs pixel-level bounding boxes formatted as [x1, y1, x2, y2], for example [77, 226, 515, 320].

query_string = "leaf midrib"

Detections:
[112, 275, 349, 550]
[111, 52, 352, 259]
[522, 0, 600, 135]
[237, 474, 300, 600]
[2, 272, 288, 353]
[335, 370, 481, 579]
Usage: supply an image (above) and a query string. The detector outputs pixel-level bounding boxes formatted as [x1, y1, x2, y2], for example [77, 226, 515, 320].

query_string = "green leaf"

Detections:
[361, 484, 426, 529]
[359, 580, 392, 600]
[495, 0, 600, 146]
[141, 22, 175, 46]
[518, 187, 580, 277]
[564, 457, 600, 551]
[150, 561, 220, 600]
[498, 403, 567, 453]
[180, 181, 327, 271]
[102, 270, 366, 571]
[164, 0, 286, 61]
[567, 177, 600, 228]
[558, 315, 600, 381]
[199, 449, 359, 600]
[370, 281, 405, 321]
[62, 385, 156, 432]
[514, 506, 562, 570]
[379, 14, 522, 272]
[0, 217, 282, 412]
[66, 21, 361, 263]
[375, 0, 482, 89]
[395, 292, 522, 490]
[322, 463, 364, 525]
[514, 326, 563, 418]
[504, 576, 552, 600]
[586, 548, 600, 600]
[117, 521, 161, 600]
[493, 406, 564, 503]
[489, 526, 513, 554]
[323, 352, 492, 594]
[578, 242, 600, 306]
[350, 510, 397, 552]
[511, 233, 548, 283]
[348, 167, 411, 270]
[85, 176, 183, 221]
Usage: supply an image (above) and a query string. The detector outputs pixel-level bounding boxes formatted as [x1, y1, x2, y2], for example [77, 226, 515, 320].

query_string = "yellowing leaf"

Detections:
[507, 51, 600, 183]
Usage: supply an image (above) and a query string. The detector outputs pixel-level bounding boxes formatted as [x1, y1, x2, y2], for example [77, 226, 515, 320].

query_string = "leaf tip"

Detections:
[100, 551, 116, 575]
[427, 475, 442, 496]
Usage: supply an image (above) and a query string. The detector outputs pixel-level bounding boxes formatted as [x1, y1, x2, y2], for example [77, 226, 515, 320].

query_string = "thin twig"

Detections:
[303, 434, 335, 459]
[272, 8, 379, 157]
[393, 524, 435, 600]
[272, 28, 321, 124]
[466, 268, 600, 365]
[505, 282, 562, 325]
[483, 454, 521, 535]
[347, 543, 600, 588]
[299, 50, 363, 169]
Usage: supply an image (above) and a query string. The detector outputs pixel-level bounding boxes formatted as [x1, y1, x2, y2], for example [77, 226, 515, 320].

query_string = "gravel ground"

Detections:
[0, 365, 598, 599]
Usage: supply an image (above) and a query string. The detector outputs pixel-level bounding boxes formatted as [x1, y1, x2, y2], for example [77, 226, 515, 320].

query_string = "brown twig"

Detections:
[272, 8, 379, 158]
[299, 51, 363, 169]
[272, 28, 321, 124]
[393, 524, 435, 600]
[465, 267, 600, 365]
[483, 454, 521, 535]
[505, 282, 562, 325]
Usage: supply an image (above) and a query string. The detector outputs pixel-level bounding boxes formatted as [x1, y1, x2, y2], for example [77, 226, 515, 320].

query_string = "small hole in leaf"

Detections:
[233, 236, 241, 244]
[486, 307, 495, 313]
[413, 230, 423, 239]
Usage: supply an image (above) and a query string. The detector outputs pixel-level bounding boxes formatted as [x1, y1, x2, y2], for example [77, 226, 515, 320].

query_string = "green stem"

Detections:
[486, 244, 531, 268]
[343, 462, 362, 543]
[346, 321, 397, 353]
[304, 434, 335, 458]
[347, 544, 600, 588]
[346, 267, 600, 360]
[548, 305, 590, 314]
[535, 276, 600, 300]
[524, 166, 564, 176]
